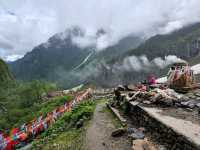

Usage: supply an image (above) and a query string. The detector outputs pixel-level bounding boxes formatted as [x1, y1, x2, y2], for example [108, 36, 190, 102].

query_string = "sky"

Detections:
[0, 0, 200, 61]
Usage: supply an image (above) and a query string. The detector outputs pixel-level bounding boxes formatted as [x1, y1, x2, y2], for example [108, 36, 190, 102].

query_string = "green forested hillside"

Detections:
[0, 80, 58, 131]
[0, 60, 57, 130]
[10, 34, 91, 81]
[0, 58, 13, 84]
[125, 23, 200, 60]
[92, 23, 200, 87]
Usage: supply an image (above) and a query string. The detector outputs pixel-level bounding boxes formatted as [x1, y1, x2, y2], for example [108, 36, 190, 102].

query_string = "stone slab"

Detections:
[139, 105, 200, 148]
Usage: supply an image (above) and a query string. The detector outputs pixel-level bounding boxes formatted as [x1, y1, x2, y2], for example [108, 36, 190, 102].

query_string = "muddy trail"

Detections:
[84, 101, 132, 150]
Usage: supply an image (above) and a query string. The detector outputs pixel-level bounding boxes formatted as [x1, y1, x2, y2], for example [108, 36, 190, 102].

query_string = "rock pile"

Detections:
[112, 84, 200, 110]
[111, 127, 157, 150]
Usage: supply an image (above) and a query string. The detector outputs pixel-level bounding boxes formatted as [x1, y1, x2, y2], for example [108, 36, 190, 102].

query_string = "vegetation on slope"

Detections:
[0, 58, 13, 84]
[125, 23, 200, 60]
[31, 101, 96, 150]
[71, 23, 200, 87]
[93, 22, 200, 86]
[0, 80, 58, 131]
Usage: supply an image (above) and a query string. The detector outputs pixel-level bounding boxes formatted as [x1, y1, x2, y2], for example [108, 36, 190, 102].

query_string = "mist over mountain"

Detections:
[1, 0, 200, 61]
[10, 27, 142, 88]
[91, 23, 200, 87]
[125, 23, 200, 60]
[10, 22, 200, 88]
[68, 22, 200, 88]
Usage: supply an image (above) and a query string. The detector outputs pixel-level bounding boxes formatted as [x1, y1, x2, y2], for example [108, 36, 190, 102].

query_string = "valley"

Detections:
[1, 11, 200, 149]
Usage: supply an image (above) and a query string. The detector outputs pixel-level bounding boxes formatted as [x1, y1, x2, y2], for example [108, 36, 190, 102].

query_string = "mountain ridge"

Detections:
[10, 27, 142, 88]
[10, 23, 200, 88]
[124, 23, 200, 60]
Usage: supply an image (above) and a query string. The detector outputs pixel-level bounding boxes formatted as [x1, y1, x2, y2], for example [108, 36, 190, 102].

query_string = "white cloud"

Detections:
[5, 54, 23, 62]
[0, 0, 200, 60]
[115, 55, 184, 72]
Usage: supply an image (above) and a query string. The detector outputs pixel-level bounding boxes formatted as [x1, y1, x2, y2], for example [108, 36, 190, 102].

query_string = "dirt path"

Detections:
[84, 102, 132, 150]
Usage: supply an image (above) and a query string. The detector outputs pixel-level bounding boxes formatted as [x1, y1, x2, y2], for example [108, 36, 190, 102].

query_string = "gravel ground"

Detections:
[84, 102, 132, 150]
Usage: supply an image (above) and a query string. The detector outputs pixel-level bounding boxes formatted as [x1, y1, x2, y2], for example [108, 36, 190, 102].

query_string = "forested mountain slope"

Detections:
[0, 58, 13, 84]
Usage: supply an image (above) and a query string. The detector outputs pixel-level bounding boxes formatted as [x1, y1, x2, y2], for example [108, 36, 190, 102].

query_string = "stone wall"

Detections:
[127, 102, 200, 150]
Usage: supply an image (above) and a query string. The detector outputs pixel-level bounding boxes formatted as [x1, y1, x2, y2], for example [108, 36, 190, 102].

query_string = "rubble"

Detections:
[111, 71, 200, 109]
[113, 86, 183, 108]
[108, 62, 200, 148]
[108, 61, 200, 149]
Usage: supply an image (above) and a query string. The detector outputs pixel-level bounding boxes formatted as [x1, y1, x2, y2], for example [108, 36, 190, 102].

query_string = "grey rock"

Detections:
[181, 96, 190, 101]
[163, 98, 173, 106]
[127, 127, 138, 134]
[127, 127, 145, 140]
[188, 103, 195, 109]
[181, 101, 190, 106]
[181, 100, 197, 108]
[175, 102, 181, 107]
[128, 131, 145, 140]
[196, 103, 200, 108]
[143, 101, 151, 105]
[111, 128, 126, 137]
[195, 93, 200, 97]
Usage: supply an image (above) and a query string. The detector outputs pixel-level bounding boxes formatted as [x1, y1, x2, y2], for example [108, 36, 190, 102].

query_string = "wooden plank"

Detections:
[107, 104, 127, 125]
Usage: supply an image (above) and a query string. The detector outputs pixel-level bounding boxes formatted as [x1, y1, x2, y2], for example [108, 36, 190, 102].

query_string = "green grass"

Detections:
[31, 100, 96, 150]
[107, 108, 123, 128]
[98, 99, 123, 128]
[0, 58, 13, 83]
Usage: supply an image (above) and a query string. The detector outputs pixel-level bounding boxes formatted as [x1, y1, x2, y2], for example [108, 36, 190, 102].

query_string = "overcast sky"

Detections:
[0, 0, 200, 61]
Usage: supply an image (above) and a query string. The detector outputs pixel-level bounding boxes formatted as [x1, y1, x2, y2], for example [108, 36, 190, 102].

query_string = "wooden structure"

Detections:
[167, 61, 196, 92]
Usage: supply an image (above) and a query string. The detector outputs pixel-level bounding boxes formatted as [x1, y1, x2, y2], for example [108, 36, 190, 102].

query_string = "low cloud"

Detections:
[5, 54, 23, 62]
[0, 0, 200, 60]
[114, 55, 185, 72]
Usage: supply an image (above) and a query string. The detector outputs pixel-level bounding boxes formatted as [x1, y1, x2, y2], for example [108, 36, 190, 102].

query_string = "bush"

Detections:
[31, 100, 95, 150]
[0, 80, 58, 130]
